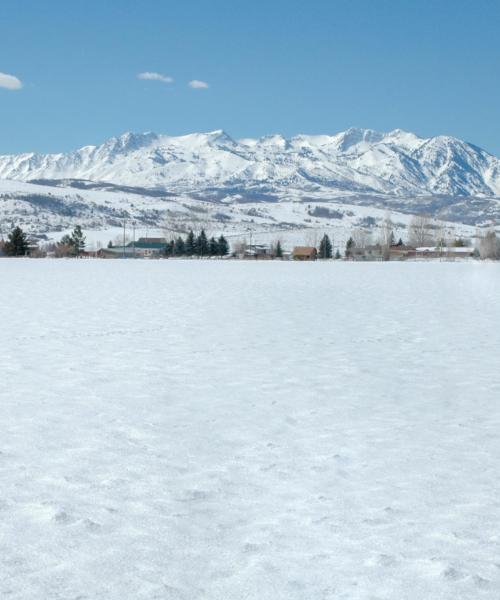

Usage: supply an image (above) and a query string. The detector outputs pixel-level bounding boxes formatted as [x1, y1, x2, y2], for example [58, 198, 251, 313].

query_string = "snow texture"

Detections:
[1, 260, 500, 599]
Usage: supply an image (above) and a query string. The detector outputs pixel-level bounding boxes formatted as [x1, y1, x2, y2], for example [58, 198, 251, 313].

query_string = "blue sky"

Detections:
[1, 0, 499, 155]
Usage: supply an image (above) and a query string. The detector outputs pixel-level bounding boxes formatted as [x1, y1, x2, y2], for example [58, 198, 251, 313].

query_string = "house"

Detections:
[128, 237, 167, 257]
[98, 237, 168, 258]
[243, 244, 271, 259]
[293, 246, 317, 261]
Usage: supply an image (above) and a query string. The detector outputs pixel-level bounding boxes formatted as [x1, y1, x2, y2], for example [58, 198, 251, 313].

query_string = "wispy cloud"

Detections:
[0, 72, 23, 90]
[189, 79, 209, 89]
[138, 72, 174, 84]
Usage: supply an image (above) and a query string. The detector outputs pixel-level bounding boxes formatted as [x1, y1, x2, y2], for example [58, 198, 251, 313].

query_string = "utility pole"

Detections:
[123, 220, 126, 258]
[133, 222, 136, 258]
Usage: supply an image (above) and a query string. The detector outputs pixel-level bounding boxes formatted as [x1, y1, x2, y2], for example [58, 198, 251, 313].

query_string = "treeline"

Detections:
[165, 230, 229, 257]
[0, 225, 86, 257]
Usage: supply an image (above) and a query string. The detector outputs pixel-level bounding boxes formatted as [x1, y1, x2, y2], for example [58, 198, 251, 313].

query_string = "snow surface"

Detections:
[1, 260, 500, 599]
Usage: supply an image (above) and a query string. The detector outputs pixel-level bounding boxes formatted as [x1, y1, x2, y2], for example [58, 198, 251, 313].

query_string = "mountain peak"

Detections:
[335, 128, 384, 151]
[206, 129, 234, 143]
[102, 131, 159, 155]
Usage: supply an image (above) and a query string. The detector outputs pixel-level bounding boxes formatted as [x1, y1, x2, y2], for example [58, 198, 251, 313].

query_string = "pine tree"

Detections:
[197, 229, 209, 257]
[71, 225, 86, 256]
[275, 240, 283, 258]
[174, 237, 185, 256]
[208, 237, 219, 256]
[4, 226, 29, 256]
[217, 235, 229, 256]
[165, 240, 175, 256]
[318, 234, 333, 258]
[185, 230, 196, 255]
[335, 249, 341, 259]
[59, 234, 73, 246]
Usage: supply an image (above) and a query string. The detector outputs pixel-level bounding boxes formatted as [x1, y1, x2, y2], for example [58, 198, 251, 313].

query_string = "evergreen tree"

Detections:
[217, 235, 229, 256]
[4, 226, 29, 256]
[396, 237, 404, 246]
[318, 234, 333, 258]
[208, 237, 219, 256]
[59, 234, 73, 247]
[196, 229, 209, 257]
[174, 237, 185, 256]
[389, 231, 396, 246]
[185, 230, 196, 255]
[275, 240, 283, 258]
[165, 240, 175, 256]
[335, 249, 341, 259]
[71, 225, 86, 256]
[345, 236, 355, 258]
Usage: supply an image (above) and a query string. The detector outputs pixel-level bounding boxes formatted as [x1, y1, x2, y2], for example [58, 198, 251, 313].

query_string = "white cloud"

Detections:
[138, 72, 173, 84]
[189, 79, 209, 89]
[0, 72, 23, 90]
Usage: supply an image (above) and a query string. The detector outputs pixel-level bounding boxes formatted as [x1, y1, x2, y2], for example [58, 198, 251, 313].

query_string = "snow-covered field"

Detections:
[1, 260, 499, 599]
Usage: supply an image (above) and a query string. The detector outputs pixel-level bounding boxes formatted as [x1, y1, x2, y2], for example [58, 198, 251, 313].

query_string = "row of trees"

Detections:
[2, 222, 499, 260]
[0, 225, 86, 257]
[164, 230, 229, 257]
[344, 222, 500, 260]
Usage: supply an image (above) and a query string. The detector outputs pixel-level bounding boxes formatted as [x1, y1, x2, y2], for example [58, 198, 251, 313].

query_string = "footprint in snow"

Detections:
[83, 518, 102, 532]
[54, 510, 74, 524]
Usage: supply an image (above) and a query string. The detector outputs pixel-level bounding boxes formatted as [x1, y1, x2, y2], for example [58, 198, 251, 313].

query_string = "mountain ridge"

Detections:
[1, 128, 500, 199]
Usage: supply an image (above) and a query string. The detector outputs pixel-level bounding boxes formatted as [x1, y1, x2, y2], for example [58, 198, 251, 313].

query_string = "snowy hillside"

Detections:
[1, 128, 500, 243]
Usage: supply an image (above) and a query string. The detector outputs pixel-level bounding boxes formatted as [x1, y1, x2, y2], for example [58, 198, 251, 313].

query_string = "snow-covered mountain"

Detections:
[1, 128, 499, 245]
[1, 128, 500, 198]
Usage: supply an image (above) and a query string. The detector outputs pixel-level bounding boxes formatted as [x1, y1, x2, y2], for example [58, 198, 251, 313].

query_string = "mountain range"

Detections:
[0, 128, 499, 243]
[1, 128, 500, 198]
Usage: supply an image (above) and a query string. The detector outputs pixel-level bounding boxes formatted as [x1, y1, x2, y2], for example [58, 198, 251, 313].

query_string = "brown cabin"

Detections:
[293, 246, 317, 261]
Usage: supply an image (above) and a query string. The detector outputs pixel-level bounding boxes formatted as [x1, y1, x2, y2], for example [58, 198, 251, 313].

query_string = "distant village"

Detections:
[1, 215, 499, 261]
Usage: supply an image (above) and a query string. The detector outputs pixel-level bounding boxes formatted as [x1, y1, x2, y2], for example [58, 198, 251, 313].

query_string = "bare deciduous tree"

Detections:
[232, 239, 247, 256]
[379, 212, 394, 247]
[479, 230, 499, 259]
[113, 234, 131, 246]
[304, 229, 320, 248]
[408, 214, 433, 247]
[352, 228, 372, 248]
